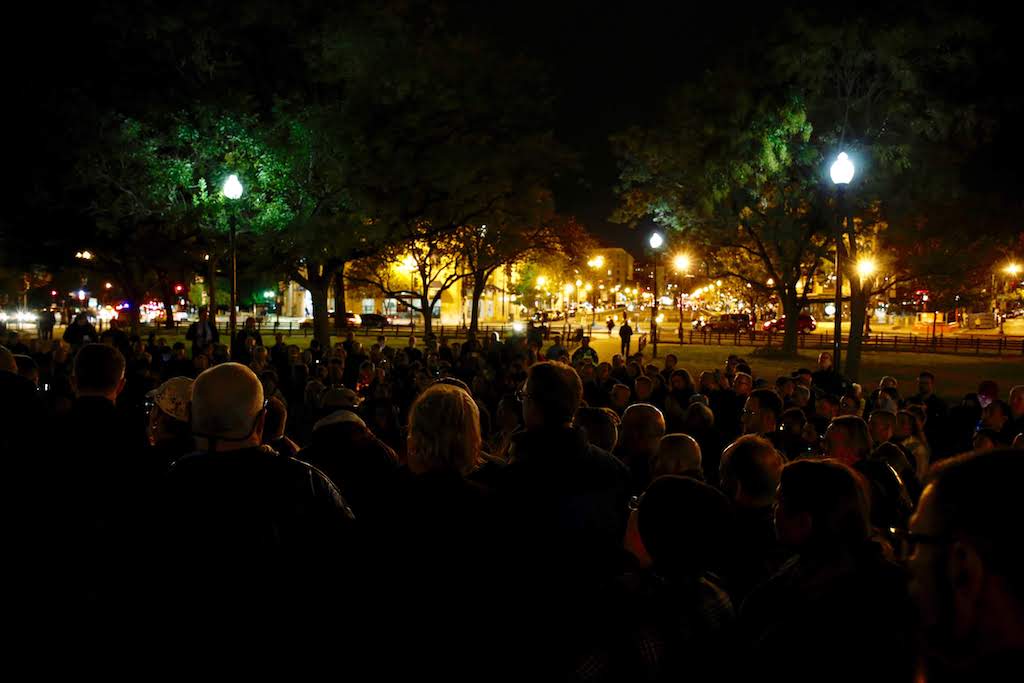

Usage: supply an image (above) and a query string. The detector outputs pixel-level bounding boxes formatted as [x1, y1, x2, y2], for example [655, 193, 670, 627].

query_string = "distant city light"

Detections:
[105, 282, 113, 290]
[673, 254, 690, 272]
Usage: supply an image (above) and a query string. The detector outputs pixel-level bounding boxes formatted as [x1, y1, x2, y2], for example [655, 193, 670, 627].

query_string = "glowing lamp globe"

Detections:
[649, 232, 664, 249]
[830, 152, 855, 185]
[222, 174, 244, 200]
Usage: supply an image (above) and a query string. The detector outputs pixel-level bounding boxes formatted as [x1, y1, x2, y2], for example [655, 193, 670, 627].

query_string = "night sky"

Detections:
[4, 2, 1020, 258]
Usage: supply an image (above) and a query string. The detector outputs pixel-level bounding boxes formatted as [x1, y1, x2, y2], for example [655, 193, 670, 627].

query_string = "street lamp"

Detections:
[856, 257, 877, 281]
[222, 173, 244, 341]
[649, 232, 666, 357]
[672, 253, 691, 342]
[830, 152, 855, 370]
[998, 262, 1021, 333]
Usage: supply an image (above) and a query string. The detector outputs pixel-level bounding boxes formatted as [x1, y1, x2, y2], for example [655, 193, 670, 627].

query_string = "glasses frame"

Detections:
[887, 527, 953, 560]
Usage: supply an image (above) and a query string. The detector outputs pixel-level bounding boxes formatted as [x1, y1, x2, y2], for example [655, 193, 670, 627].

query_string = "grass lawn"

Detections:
[595, 339, 1024, 403]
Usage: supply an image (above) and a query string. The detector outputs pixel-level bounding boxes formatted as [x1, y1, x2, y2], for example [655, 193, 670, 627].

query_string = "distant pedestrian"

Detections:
[37, 309, 56, 340]
[619, 319, 633, 357]
[606, 318, 615, 337]
[185, 307, 219, 359]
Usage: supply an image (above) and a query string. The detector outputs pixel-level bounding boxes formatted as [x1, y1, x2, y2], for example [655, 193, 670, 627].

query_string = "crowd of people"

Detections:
[2, 311, 1023, 678]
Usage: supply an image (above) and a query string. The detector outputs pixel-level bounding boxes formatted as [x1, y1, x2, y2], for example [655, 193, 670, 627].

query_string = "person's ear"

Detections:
[948, 540, 985, 634]
[253, 409, 267, 442]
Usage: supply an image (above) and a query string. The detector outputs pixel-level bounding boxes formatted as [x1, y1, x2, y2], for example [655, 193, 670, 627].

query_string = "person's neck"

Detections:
[76, 391, 117, 403]
[198, 437, 261, 453]
[736, 492, 774, 509]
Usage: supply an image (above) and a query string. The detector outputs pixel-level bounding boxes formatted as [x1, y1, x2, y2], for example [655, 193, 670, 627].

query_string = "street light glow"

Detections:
[673, 254, 690, 272]
[830, 152, 855, 185]
[649, 232, 664, 249]
[104, 282, 113, 289]
[584, 283, 593, 292]
[1006, 263, 1022, 276]
[222, 174, 244, 200]
[563, 283, 574, 294]
[856, 257, 877, 280]
[588, 255, 605, 269]
[536, 275, 548, 287]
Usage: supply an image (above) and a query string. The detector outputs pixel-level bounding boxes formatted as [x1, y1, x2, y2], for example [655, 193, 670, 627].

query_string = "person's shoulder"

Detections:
[587, 442, 631, 476]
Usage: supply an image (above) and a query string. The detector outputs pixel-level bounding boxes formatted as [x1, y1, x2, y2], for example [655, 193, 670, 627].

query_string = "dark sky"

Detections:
[474, 2, 757, 255]
[7, 1, 1019, 258]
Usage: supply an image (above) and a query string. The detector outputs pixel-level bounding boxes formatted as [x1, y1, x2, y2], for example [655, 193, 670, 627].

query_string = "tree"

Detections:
[614, 82, 833, 354]
[615, 5, 1020, 377]
[348, 224, 470, 338]
[770, 6, 1018, 379]
[458, 190, 565, 333]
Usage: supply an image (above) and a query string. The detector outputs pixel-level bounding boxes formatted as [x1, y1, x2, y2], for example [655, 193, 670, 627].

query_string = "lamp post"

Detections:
[222, 174, 244, 342]
[1000, 263, 1021, 333]
[830, 152, 855, 370]
[673, 253, 690, 343]
[649, 232, 665, 357]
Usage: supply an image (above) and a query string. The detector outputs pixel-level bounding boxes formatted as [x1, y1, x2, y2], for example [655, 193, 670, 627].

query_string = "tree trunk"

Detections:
[469, 270, 487, 334]
[420, 294, 433, 338]
[121, 281, 143, 333]
[160, 280, 178, 329]
[310, 278, 332, 349]
[781, 291, 800, 355]
[207, 255, 218, 327]
[845, 279, 868, 382]
[333, 264, 347, 332]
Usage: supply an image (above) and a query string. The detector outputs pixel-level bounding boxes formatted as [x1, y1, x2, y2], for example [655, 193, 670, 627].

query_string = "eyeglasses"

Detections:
[887, 527, 952, 561]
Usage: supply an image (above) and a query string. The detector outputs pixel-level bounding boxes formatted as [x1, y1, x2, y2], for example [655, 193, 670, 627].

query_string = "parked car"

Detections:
[360, 313, 392, 328]
[762, 312, 817, 333]
[301, 311, 362, 329]
[693, 313, 752, 333]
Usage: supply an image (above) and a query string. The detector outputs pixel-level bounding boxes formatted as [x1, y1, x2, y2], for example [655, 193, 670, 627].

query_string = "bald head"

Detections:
[192, 363, 266, 450]
[620, 403, 667, 457]
[720, 435, 784, 505]
[653, 434, 702, 479]
[0, 346, 16, 374]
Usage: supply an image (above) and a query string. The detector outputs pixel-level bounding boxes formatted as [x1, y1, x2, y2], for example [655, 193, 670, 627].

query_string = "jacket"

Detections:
[500, 426, 631, 580]
[185, 320, 219, 355]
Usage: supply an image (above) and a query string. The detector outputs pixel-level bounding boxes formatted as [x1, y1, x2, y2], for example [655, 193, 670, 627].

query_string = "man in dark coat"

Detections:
[184, 307, 219, 358]
[160, 362, 355, 630]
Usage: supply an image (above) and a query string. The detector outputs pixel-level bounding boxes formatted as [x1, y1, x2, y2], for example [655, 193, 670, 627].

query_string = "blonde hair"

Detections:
[408, 384, 481, 475]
